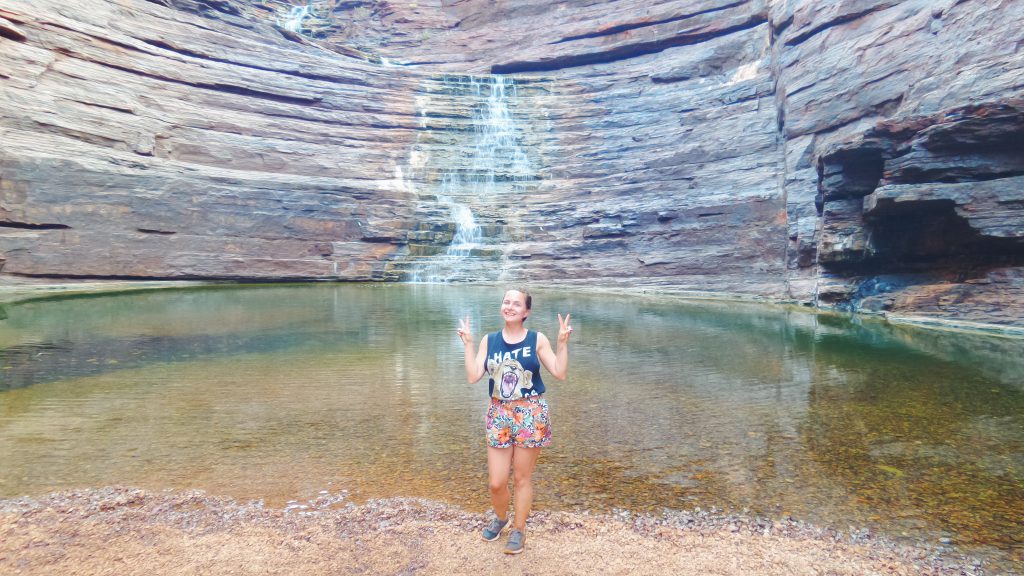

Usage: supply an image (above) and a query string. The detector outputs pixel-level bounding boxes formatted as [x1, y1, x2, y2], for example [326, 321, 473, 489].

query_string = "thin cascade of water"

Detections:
[280, 5, 310, 33]
[409, 75, 534, 283]
[442, 172, 482, 258]
[469, 76, 533, 184]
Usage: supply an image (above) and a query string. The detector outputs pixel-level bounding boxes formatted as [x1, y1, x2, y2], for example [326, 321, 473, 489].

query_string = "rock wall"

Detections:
[1, 0, 427, 280]
[1, 0, 1022, 325]
[769, 0, 1024, 325]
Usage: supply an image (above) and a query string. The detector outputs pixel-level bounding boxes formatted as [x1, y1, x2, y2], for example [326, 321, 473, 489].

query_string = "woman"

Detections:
[456, 288, 572, 555]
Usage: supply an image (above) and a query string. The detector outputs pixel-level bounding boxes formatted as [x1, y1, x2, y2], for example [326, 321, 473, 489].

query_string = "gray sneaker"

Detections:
[481, 516, 508, 541]
[504, 529, 525, 554]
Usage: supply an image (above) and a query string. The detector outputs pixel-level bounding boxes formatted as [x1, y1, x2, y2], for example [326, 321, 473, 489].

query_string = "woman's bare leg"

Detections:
[487, 446, 514, 519]
[510, 446, 542, 530]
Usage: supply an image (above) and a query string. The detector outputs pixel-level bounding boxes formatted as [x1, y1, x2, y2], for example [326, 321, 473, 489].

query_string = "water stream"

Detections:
[408, 75, 535, 283]
[280, 5, 310, 34]
[0, 285, 1021, 569]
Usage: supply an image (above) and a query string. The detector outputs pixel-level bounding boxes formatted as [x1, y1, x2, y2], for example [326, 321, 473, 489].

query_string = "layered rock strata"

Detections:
[1, 0, 426, 280]
[770, 0, 1024, 325]
[1, 0, 1022, 325]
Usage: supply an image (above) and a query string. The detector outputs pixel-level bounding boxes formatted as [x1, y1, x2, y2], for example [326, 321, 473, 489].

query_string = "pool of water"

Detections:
[0, 284, 1021, 568]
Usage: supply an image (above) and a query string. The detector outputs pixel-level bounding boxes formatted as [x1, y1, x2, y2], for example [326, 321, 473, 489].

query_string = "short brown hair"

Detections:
[504, 287, 532, 310]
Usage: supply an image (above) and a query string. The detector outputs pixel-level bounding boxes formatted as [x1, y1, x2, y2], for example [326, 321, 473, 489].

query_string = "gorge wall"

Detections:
[1, 0, 1022, 326]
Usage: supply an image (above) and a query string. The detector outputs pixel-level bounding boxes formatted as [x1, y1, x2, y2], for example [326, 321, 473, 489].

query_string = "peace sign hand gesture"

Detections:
[456, 316, 473, 346]
[557, 313, 573, 345]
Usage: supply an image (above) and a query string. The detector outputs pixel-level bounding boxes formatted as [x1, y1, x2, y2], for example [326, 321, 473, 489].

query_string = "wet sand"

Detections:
[0, 488, 981, 576]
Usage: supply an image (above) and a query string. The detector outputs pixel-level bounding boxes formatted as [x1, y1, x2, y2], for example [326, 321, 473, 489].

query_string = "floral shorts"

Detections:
[485, 397, 552, 449]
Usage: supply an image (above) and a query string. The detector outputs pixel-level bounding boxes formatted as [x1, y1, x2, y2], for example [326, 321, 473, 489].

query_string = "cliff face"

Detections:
[768, 0, 1024, 326]
[1, 0, 1022, 325]
[1, 0, 425, 280]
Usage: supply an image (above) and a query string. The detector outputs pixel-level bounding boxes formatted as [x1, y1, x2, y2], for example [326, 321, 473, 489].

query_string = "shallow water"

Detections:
[0, 284, 1021, 568]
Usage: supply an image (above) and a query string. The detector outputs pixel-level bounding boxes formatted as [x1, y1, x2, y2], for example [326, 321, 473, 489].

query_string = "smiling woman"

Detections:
[456, 287, 572, 554]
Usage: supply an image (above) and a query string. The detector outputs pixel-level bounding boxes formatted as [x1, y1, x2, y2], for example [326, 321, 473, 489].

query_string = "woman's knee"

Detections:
[488, 479, 509, 494]
[512, 473, 532, 490]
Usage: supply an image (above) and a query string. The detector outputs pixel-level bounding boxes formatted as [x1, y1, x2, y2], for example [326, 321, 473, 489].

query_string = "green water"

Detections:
[0, 284, 1021, 567]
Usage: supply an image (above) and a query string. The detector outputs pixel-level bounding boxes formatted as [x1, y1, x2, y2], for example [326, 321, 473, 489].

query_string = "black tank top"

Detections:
[485, 330, 546, 400]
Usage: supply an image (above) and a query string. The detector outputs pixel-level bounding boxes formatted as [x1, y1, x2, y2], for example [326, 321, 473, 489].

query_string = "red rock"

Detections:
[0, 0, 1022, 326]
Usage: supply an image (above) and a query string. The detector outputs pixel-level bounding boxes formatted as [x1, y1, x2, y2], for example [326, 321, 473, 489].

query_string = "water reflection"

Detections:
[0, 284, 1021, 569]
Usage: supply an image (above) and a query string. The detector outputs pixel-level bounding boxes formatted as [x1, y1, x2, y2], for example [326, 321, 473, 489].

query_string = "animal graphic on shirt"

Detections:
[487, 356, 534, 400]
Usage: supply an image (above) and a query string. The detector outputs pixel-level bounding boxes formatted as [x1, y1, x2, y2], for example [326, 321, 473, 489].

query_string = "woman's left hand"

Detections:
[557, 313, 573, 344]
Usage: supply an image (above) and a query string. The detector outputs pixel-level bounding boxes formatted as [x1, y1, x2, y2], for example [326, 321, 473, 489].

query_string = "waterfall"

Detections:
[407, 75, 534, 283]
[470, 76, 532, 184]
[442, 171, 482, 258]
[280, 5, 310, 34]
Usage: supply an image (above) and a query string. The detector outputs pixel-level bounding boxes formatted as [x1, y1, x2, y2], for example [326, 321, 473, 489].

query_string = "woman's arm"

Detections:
[457, 316, 488, 383]
[537, 313, 572, 381]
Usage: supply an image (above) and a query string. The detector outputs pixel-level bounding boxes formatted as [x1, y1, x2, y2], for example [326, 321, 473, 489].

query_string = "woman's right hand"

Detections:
[557, 313, 573, 345]
[457, 316, 473, 345]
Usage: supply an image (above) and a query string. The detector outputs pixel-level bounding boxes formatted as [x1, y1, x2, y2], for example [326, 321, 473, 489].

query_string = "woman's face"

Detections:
[501, 290, 529, 323]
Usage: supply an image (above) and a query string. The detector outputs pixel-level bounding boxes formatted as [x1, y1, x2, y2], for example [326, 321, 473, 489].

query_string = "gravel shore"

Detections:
[0, 487, 987, 575]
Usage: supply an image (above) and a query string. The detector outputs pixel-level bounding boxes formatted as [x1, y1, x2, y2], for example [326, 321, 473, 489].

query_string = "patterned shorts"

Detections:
[485, 397, 552, 449]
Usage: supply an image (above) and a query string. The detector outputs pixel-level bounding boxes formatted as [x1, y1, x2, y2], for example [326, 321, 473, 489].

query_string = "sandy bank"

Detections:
[0, 488, 982, 576]
[0, 279, 217, 304]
